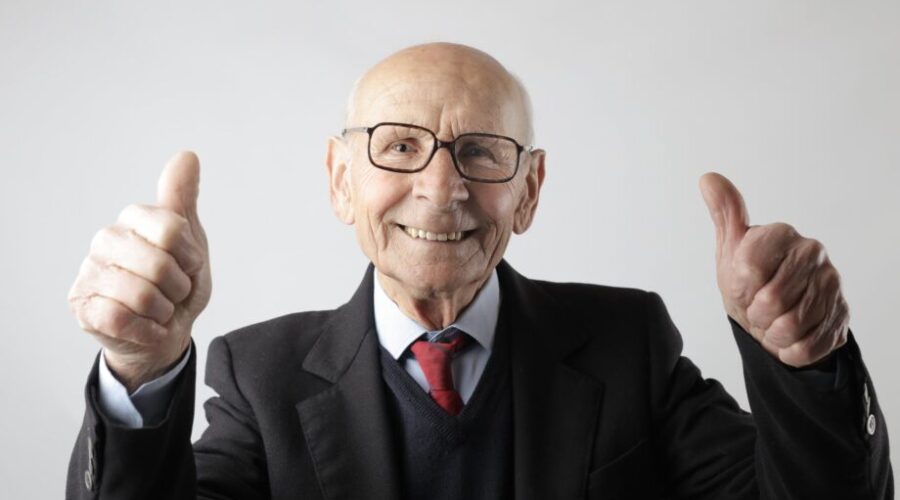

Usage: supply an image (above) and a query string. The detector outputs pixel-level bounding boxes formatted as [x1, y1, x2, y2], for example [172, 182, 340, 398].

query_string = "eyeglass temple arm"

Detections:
[340, 126, 371, 137]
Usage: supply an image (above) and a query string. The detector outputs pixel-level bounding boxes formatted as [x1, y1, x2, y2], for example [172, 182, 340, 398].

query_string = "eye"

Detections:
[459, 144, 495, 161]
[391, 142, 415, 153]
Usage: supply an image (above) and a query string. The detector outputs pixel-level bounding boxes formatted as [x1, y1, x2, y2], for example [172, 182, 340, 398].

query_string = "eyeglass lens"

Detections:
[368, 124, 518, 181]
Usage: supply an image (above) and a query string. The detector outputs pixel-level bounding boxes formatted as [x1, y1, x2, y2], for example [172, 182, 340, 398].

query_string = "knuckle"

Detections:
[754, 288, 783, 312]
[133, 286, 158, 313]
[771, 222, 798, 239]
[69, 260, 102, 307]
[832, 325, 849, 349]
[89, 226, 115, 253]
[158, 299, 176, 323]
[93, 301, 121, 335]
[788, 347, 813, 367]
[117, 203, 144, 223]
[149, 254, 190, 301]
[171, 275, 192, 302]
[99, 259, 125, 280]
[147, 255, 173, 284]
[802, 238, 826, 263]
[106, 306, 135, 337]
[839, 296, 850, 318]
[121, 226, 144, 246]
[809, 238, 825, 255]
[822, 266, 842, 290]
[733, 259, 765, 287]
[74, 296, 105, 334]
[745, 308, 769, 331]
[68, 292, 88, 321]
[770, 312, 799, 337]
[78, 255, 96, 275]
[725, 281, 751, 306]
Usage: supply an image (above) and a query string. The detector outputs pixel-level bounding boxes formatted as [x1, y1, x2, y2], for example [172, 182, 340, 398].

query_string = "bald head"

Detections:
[325, 43, 547, 316]
[345, 42, 534, 145]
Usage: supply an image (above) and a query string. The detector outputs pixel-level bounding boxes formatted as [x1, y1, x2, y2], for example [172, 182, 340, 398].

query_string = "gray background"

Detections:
[1, 0, 897, 497]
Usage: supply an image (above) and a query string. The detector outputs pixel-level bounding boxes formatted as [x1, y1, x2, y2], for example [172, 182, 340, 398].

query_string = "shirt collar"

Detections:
[373, 268, 500, 360]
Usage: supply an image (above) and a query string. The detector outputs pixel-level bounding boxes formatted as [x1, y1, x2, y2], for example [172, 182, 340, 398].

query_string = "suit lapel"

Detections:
[295, 265, 401, 500]
[497, 261, 606, 500]
[293, 261, 603, 499]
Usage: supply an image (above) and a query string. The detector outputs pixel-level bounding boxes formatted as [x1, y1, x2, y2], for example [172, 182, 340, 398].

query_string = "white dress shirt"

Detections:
[373, 268, 499, 404]
[97, 268, 500, 427]
[97, 344, 192, 427]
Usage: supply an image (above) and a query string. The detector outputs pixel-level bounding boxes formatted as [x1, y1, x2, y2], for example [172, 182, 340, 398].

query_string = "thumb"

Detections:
[157, 151, 201, 224]
[699, 172, 749, 257]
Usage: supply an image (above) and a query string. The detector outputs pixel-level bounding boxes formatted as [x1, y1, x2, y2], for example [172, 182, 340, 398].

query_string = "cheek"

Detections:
[352, 167, 408, 242]
[476, 183, 521, 231]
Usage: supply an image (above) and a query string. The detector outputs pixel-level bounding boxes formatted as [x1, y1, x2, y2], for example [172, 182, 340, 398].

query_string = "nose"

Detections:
[412, 147, 469, 209]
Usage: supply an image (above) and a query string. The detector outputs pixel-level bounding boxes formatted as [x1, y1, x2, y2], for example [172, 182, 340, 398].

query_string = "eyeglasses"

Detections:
[341, 122, 533, 183]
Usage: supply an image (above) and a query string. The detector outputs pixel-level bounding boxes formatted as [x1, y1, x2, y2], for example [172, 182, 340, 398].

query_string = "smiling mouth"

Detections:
[397, 224, 474, 242]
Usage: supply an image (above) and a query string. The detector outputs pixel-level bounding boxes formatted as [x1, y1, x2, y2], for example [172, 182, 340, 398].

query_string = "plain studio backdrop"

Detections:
[1, 0, 897, 497]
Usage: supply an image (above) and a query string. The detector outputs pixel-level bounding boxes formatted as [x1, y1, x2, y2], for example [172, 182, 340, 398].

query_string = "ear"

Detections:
[513, 149, 546, 234]
[325, 136, 355, 225]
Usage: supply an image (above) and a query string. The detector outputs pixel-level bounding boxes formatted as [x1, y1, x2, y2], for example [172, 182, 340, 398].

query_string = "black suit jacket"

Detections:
[67, 260, 893, 499]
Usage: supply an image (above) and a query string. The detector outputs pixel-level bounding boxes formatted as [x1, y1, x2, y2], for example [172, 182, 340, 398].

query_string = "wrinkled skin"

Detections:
[326, 43, 545, 330]
[700, 173, 849, 367]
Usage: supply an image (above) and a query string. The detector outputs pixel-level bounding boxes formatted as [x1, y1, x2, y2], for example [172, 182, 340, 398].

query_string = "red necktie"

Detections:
[410, 331, 470, 416]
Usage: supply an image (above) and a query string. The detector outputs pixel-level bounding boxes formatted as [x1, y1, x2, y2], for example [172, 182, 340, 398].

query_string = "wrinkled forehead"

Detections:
[349, 59, 529, 144]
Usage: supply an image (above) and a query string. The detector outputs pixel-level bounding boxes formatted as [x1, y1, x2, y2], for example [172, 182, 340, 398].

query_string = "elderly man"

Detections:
[66, 43, 891, 499]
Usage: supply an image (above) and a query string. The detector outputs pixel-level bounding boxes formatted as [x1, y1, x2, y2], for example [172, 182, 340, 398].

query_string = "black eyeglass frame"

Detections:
[341, 121, 534, 184]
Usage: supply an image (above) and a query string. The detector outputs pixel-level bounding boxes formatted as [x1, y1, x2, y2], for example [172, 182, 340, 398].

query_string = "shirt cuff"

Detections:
[97, 345, 192, 428]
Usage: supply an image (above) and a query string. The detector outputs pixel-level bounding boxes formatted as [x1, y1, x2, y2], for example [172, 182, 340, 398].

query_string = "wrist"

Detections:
[105, 339, 190, 393]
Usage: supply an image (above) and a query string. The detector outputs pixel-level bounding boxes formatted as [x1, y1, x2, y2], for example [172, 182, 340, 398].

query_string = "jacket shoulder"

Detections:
[522, 277, 675, 361]
[207, 309, 337, 383]
[528, 277, 655, 316]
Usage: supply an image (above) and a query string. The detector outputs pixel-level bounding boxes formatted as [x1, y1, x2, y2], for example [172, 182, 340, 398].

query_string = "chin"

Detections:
[385, 259, 484, 296]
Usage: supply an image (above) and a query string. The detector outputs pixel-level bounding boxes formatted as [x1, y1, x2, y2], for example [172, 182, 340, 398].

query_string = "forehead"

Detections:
[352, 62, 527, 142]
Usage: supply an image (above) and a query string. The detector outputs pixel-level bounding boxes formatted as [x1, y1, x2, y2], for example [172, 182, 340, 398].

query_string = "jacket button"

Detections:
[867, 414, 877, 436]
[84, 470, 94, 491]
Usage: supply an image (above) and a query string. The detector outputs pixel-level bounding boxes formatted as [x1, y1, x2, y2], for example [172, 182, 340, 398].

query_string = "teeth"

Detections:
[402, 226, 465, 242]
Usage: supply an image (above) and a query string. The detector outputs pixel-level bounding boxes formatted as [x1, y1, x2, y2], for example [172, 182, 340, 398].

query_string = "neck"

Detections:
[376, 270, 492, 331]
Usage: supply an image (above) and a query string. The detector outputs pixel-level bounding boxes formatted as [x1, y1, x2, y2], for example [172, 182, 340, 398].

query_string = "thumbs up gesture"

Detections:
[699, 173, 849, 368]
[68, 152, 212, 391]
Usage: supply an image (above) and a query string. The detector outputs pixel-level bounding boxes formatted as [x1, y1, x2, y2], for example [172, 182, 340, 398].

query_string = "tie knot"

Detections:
[431, 328, 469, 352]
[426, 325, 459, 341]
[411, 329, 469, 360]
[408, 328, 470, 416]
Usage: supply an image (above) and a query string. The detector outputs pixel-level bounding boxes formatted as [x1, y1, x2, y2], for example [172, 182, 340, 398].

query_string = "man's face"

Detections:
[327, 47, 545, 299]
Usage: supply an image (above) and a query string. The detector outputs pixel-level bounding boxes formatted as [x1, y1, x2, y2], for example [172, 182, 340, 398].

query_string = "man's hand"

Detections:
[699, 172, 849, 368]
[68, 151, 212, 392]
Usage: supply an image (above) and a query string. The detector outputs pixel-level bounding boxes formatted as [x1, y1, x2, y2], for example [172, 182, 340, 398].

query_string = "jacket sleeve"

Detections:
[66, 337, 271, 500]
[647, 291, 893, 499]
[193, 336, 271, 499]
[66, 347, 198, 500]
